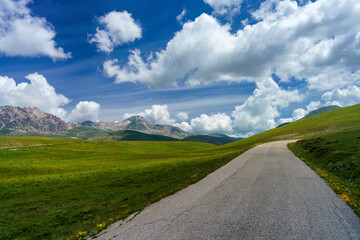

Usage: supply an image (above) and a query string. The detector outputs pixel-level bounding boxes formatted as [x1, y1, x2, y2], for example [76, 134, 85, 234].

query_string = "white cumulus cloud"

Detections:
[291, 108, 306, 121]
[0, 73, 101, 122]
[103, 0, 360, 136]
[204, 0, 243, 16]
[120, 77, 304, 136]
[306, 101, 321, 113]
[89, 10, 142, 53]
[104, 0, 360, 92]
[0, 73, 70, 118]
[123, 105, 232, 134]
[322, 86, 360, 107]
[0, 0, 71, 60]
[280, 101, 322, 123]
[176, 112, 188, 121]
[175, 113, 233, 134]
[231, 77, 303, 135]
[123, 105, 175, 125]
[68, 101, 100, 123]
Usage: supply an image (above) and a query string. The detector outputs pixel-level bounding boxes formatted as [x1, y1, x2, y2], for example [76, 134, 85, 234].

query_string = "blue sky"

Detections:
[1, 0, 360, 137]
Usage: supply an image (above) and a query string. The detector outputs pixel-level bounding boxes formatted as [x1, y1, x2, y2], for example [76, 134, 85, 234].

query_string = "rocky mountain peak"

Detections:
[0, 105, 69, 135]
[124, 115, 148, 122]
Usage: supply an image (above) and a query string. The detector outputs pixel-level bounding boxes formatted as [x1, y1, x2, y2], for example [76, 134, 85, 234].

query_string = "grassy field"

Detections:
[288, 130, 360, 216]
[1, 104, 360, 239]
[0, 138, 247, 239]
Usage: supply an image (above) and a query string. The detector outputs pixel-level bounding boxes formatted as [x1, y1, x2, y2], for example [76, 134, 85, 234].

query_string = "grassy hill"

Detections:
[225, 103, 359, 148]
[1, 104, 359, 239]
[65, 127, 107, 140]
[304, 105, 341, 118]
[183, 135, 237, 145]
[222, 104, 360, 217]
[89, 130, 179, 141]
[88, 130, 238, 145]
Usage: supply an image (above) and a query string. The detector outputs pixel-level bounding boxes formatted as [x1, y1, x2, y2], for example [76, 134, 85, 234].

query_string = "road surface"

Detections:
[94, 141, 360, 240]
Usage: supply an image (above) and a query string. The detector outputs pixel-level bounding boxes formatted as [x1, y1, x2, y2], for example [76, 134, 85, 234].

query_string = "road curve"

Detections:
[95, 141, 360, 240]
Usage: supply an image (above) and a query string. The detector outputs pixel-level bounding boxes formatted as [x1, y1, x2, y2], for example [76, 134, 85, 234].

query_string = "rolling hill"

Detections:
[182, 135, 238, 145]
[88, 130, 238, 145]
[89, 130, 179, 142]
[303, 105, 341, 118]
[276, 105, 341, 128]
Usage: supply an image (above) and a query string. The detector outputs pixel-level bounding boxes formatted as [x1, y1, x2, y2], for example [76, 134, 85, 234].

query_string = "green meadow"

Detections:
[0, 138, 246, 239]
[1, 104, 360, 239]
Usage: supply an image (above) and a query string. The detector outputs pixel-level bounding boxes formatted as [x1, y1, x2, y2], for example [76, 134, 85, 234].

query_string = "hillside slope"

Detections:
[225, 103, 360, 149]
[276, 105, 341, 128]
[89, 130, 179, 142]
[183, 135, 237, 145]
[88, 130, 238, 145]
[304, 105, 341, 118]
[221, 103, 360, 216]
[72, 116, 190, 139]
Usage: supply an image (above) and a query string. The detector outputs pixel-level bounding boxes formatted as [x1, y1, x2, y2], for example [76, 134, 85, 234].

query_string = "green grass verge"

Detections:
[288, 129, 360, 217]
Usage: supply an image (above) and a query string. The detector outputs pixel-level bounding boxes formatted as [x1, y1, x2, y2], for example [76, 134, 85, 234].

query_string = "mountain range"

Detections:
[0, 106, 237, 145]
[70, 115, 190, 139]
[0, 105, 342, 145]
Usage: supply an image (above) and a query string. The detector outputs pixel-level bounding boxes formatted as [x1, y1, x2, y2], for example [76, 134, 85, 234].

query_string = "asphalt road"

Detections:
[95, 141, 360, 240]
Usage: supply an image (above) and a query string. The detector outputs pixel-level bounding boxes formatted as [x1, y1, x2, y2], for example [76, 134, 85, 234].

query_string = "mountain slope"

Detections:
[303, 105, 341, 118]
[0, 106, 69, 135]
[208, 133, 232, 138]
[66, 127, 107, 139]
[0, 106, 191, 139]
[226, 104, 358, 149]
[88, 130, 238, 145]
[72, 115, 190, 139]
[183, 135, 238, 145]
[89, 130, 179, 142]
[276, 105, 342, 128]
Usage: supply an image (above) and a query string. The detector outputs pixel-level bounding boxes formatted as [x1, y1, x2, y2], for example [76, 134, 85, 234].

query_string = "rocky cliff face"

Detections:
[0, 106, 69, 135]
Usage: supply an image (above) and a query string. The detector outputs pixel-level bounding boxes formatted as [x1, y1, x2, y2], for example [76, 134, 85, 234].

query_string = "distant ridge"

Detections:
[208, 133, 231, 138]
[88, 130, 238, 145]
[0, 105, 240, 145]
[182, 135, 238, 145]
[0, 106, 69, 135]
[71, 115, 190, 139]
[276, 105, 341, 128]
[88, 130, 179, 142]
[303, 105, 341, 119]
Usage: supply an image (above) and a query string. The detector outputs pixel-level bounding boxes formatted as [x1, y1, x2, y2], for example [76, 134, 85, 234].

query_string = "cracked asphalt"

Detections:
[94, 141, 360, 240]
